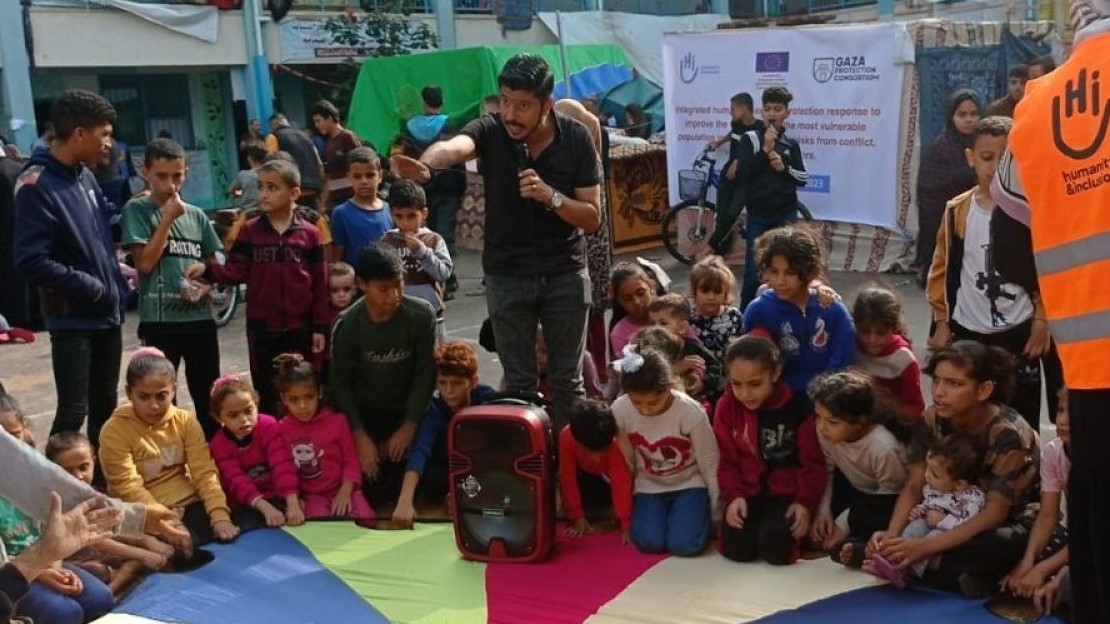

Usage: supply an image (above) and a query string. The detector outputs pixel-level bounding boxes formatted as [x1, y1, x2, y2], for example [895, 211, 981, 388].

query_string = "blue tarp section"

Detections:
[117, 529, 389, 624]
[553, 63, 636, 101]
[751, 585, 1065, 624]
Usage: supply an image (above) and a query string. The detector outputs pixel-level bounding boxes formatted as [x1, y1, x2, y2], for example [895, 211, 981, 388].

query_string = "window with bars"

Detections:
[99, 74, 195, 149]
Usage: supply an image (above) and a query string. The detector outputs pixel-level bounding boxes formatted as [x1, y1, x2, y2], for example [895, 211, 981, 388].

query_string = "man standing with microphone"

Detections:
[1001, 3, 1110, 621]
[391, 54, 601, 426]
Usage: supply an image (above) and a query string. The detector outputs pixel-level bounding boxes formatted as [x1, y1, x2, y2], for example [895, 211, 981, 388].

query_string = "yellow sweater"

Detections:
[99, 404, 231, 525]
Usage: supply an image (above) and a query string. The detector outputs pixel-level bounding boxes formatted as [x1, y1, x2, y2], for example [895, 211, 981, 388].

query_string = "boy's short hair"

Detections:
[263, 150, 296, 165]
[631, 326, 684, 363]
[258, 158, 301, 189]
[567, 399, 617, 452]
[51, 90, 117, 141]
[483, 95, 500, 106]
[435, 341, 479, 378]
[1029, 55, 1056, 74]
[354, 242, 403, 282]
[761, 86, 793, 107]
[421, 85, 444, 109]
[388, 179, 427, 210]
[45, 431, 92, 462]
[756, 225, 824, 282]
[311, 99, 341, 122]
[329, 262, 355, 279]
[347, 146, 380, 168]
[972, 116, 1013, 145]
[647, 292, 692, 321]
[269, 112, 289, 125]
[143, 137, 186, 167]
[1008, 64, 1030, 80]
[244, 142, 268, 164]
[730, 92, 754, 110]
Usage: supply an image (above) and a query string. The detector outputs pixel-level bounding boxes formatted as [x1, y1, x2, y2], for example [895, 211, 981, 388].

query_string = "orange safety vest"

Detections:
[1010, 33, 1110, 390]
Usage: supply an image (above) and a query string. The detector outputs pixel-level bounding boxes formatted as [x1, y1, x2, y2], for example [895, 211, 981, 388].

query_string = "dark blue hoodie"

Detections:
[742, 289, 855, 393]
[13, 150, 124, 331]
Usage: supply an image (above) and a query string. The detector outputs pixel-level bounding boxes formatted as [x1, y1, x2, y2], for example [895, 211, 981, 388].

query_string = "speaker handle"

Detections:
[487, 390, 546, 407]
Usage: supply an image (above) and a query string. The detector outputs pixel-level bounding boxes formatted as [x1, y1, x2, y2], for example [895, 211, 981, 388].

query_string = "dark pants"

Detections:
[181, 500, 218, 546]
[49, 328, 122, 452]
[950, 319, 1041, 430]
[846, 492, 900, 540]
[577, 470, 615, 518]
[142, 324, 221, 440]
[585, 311, 608, 384]
[362, 459, 406, 509]
[915, 201, 944, 279]
[426, 193, 460, 260]
[720, 497, 795, 565]
[919, 521, 1028, 592]
[246, 322, 313, 416]
[708, 181, 746, 255]
[740, 208, 797, 310]
[1067, 390, 1110, 624]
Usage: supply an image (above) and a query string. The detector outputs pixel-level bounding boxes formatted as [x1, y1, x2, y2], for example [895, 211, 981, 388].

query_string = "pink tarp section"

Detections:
[485, 529, 667, 624]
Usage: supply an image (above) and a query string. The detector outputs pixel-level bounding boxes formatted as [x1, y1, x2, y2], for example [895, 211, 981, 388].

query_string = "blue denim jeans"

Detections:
[18, 563, 115, 624]
[631, 488, 710, 557]
[485, 268, 590, 423]
[740, 208, 798, 311]
[49, 327, 122, 449]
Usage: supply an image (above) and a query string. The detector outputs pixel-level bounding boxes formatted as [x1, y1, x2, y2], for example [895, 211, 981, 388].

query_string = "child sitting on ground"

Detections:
[379, 180, 453, 342]
[688, 256, 743, 363]
[714, 335, 825, 566]
[392, 341, 497, 528]
[331, 243, 437, 509]
[866, 435, 985, 586]
[612, 347, 719, 556]
[1001, 388, 1071, 613]
[46, 432, 175, 595]
[0, 393, 35, 447]
[806, 371, 908, 568]
[609, 263, 657, 356]
[852, 286, 925, 423]
[275, 354, 373, 521]
[648, 293, 722, 403]
[560, 398, 634, 543]
[99, 347, 239, 554]
[742, 226, 855, 394]
[208, 375, 304, 530]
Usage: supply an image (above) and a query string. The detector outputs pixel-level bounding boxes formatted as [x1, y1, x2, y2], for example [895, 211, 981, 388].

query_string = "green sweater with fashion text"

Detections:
[330, 296, 437, 440]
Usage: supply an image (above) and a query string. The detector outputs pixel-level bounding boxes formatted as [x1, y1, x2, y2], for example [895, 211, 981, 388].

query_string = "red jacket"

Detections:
[205, 212, 330, 333]
[208, 413, 299, 507]
[713, 382, 825, 512]
[855, 334, 925, 423]
[557, 427, 633, 530]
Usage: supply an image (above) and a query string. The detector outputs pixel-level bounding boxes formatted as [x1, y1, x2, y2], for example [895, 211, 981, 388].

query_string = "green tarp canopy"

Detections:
[347, 44, 632, 150]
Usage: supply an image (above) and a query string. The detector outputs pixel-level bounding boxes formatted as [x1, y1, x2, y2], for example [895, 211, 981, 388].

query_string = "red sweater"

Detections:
[557, 427, 634, 530]
[205, 212, 330, 333]
[713, 383, 825, 512]
[854, 334, 925, 423]
[278, 406, 362, 497]
[208, 413, 299, 507]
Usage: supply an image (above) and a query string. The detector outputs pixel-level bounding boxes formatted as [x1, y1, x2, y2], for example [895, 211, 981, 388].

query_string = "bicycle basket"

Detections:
[677, 169, 706, 202]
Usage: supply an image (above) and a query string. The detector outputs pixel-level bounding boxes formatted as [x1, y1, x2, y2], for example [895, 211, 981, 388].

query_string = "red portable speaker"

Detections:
[448, 400, 555, 563]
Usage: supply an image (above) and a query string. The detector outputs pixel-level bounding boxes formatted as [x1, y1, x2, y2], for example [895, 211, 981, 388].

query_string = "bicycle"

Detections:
[661, 149, 814, 265]
[207, 208, 242, 328]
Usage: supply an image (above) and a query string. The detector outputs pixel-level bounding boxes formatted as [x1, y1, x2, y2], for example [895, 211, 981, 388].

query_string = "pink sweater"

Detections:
[209, 414, 299, 507]
[277, 406, 362, 497]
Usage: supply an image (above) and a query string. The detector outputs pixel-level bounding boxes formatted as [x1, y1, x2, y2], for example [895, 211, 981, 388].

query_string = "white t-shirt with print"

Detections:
[953, 195, 1033, 334]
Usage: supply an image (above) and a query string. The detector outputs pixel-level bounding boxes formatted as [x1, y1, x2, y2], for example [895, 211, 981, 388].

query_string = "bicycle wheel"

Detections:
[661, 199, 717, 265]
[210, 284, 239, 328]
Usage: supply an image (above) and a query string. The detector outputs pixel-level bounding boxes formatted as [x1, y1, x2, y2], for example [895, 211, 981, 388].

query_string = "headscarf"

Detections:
[1072, 0, 1110, 43]
[917, 89, 981, 210]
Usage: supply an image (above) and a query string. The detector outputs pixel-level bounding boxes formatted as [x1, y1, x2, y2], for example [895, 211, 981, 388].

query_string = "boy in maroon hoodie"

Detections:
[713, 334, 825, 565]
[187, 159, 329, 414]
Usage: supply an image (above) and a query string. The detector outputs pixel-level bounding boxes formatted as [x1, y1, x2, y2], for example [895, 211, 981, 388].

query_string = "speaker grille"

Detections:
[516, 455, 544, 477]
[449, 453, 472, 474]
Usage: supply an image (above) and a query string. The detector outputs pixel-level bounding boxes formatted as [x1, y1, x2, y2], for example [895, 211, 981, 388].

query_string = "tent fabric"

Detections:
[599, 77, 664, 134]
[347, 45, 632, 150]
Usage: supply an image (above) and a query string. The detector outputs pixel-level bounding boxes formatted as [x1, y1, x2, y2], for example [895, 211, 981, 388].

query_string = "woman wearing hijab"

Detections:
[914, 90, 981, 286]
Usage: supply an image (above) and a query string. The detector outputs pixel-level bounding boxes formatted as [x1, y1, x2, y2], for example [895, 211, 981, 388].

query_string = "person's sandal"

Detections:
[829, 538, 867, 568]
[863, 553, 906, 589]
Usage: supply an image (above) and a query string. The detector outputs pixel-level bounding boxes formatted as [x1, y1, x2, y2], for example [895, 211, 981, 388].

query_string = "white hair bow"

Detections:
[613, 345, 645, 374]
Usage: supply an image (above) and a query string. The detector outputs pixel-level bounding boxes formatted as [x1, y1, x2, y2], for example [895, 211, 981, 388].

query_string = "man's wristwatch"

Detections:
[549, 191, 564, 211]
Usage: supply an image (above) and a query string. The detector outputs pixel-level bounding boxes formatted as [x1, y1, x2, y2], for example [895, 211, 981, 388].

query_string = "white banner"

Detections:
[278, 18, 372, 63]
[663, 23, 911, 228]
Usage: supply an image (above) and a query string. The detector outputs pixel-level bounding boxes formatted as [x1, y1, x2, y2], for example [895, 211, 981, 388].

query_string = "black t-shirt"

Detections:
[461, 112, 600, 277]
[274, 126, 322, 192]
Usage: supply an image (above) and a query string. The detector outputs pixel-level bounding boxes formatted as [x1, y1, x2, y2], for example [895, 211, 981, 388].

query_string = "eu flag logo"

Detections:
[755, 52, 790, 73]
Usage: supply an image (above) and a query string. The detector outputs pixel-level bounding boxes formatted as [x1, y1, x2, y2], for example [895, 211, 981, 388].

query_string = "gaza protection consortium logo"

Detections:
[813, 57, 834, 83]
